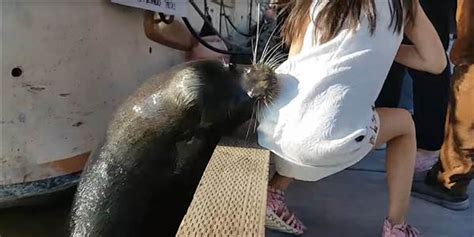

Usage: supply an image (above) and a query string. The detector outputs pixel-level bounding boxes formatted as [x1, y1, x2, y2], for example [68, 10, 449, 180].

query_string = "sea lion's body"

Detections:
[70, 60, 276, 236]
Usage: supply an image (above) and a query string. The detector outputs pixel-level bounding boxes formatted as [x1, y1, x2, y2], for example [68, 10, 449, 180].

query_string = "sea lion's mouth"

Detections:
[246, 88, 256, 98]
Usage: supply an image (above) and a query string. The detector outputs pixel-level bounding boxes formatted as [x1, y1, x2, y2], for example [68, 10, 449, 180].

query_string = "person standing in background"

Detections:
[412, 0, 474, 211]
[375, 0, 453, 173]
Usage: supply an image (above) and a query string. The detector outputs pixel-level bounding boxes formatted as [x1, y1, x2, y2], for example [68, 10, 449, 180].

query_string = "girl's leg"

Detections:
[269, 172, 294, 190]
[375, 108, 417, 225]
[266, 154, 304, 235]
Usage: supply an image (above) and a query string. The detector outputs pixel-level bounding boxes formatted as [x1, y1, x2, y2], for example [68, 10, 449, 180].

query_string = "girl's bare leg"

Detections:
[269, 171, 294, 190]
[266, 154, 304, 234]
[375, 108, 417, 225]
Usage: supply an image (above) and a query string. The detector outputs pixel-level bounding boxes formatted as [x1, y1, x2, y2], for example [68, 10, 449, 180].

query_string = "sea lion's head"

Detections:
[213, 62, 279, 135]
[239, 63, 279, 104]
[168, 60, 280, 135]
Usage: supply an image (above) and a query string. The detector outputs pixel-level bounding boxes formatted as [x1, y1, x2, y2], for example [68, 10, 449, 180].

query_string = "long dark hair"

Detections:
[275, 0, 416, 45]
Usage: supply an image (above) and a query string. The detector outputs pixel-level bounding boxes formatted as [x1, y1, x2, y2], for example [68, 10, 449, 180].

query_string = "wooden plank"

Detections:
[176, 136, 269, 237]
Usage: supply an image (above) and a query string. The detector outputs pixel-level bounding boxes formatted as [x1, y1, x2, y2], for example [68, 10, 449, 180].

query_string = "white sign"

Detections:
[111, 0, 189, 17]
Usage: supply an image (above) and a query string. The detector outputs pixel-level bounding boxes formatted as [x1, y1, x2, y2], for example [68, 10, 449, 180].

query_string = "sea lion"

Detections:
[69, 59, 277, 237]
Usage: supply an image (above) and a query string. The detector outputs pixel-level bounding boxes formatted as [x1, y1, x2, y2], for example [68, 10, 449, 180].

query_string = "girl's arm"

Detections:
[394, 1, 447, 74]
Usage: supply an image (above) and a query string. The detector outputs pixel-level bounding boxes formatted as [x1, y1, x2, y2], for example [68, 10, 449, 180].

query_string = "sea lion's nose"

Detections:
[247, 89, 255, 97]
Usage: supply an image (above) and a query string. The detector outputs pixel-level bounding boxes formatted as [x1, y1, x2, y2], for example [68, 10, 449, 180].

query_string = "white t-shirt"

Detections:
[257, 0, 404, 181]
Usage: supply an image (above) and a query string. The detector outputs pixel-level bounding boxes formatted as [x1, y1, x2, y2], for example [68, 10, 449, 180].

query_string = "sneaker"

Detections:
[265, 187, 306, 235]
[382, 218, 421, 237]
[411, 172, 470, 210]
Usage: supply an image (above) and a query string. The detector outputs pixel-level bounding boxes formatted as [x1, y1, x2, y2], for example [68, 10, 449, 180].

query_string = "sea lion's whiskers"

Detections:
[267, 58, 287, 70]
[245, 99, 259, 140]
[258, 13, 285, 60]
[267, 95, 274, 103]
[253, 101, 260, 133]
[263, 40, 284, 60]
[253, 117, 258, 134]
[264, 45, 286, 65]
[266, 62, 279, 71]
[258, 20, 285, 64]
[266, 52, 288, 69]
[256, 100, 264, 124]
[245, 117, 257, 140]
[251, 40, 256, 65]
[261, 38, 285, 65]
[255, 99, 265, 132]
[253, 2, 262, 64]
[262, 52, 285, 70]
[263, 100, 270, 110]
[261, 41, 285, 66]
[266, 61, 279, 70]
[262, 101, 270, 121]
[271, 52, 289, 62]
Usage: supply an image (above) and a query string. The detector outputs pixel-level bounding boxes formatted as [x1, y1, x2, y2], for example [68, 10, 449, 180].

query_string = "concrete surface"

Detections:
[266, 150, 474, 237]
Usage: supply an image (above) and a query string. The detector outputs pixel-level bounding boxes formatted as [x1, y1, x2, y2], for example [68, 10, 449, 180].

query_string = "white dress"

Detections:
[257, 0, 404, 181]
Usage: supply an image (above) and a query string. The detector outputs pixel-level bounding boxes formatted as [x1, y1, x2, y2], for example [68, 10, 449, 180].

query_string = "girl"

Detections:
[258, 0, 447, 236]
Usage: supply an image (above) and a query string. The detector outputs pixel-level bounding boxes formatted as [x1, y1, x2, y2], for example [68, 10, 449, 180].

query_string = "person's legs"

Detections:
[375, 108, 421, 236]
[409, 64, 450, 171]
[266, 156, 304, 235]
[269, 172, 293, 190]
[407, 0, 452, 171]
[374, 108, 416, 224]
[266, 108, 421, 235]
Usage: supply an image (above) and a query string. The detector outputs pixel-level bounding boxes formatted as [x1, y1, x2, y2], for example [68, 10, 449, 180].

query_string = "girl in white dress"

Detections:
[259, 0, 447, 236]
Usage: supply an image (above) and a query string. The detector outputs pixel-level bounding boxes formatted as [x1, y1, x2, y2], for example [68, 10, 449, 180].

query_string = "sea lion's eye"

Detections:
[227, 63, 236, 70]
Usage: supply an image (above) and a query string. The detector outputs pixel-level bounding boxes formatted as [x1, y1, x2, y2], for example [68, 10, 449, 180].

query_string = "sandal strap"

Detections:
[384, 218, 421, 237]
[268, 186, 285, 196]
[399, 224, 421, 237]
[274, 201, 305, 231]
[266, 186, 306, 233]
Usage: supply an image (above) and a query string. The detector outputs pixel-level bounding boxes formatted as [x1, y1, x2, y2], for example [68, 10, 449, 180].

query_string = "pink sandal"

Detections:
[382, 218, 422, 237]
[265, 187, 306, 235]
